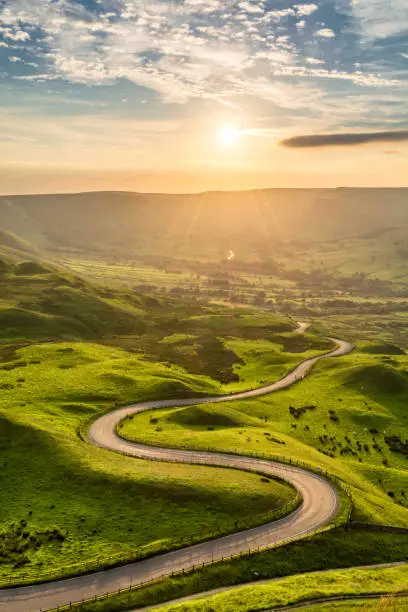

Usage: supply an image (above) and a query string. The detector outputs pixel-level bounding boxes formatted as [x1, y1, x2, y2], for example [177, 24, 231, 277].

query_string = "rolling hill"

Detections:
[0, 229, 42, 263]
[1, 188, 408, 261]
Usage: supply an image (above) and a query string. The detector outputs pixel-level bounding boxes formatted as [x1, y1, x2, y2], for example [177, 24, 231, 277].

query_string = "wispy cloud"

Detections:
[0, 0, 407, 172]
[0, 0, 401, 108]
[281, 130, 408, 148]
[351, 0, 408, 41]
[316, 28, 335, 38]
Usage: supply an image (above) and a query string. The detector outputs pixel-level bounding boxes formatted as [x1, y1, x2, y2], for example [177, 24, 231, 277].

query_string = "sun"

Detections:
[218, 125, 241, 147]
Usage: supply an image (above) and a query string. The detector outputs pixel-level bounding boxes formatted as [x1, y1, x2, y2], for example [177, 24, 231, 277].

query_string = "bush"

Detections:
[15, 261, 49, 275]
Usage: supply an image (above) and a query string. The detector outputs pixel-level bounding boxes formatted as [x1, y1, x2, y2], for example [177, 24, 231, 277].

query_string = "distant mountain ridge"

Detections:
[1, 188, 407, 260]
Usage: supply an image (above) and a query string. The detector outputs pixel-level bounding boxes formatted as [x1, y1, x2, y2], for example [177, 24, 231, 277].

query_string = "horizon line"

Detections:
[2, 186, 408, 198]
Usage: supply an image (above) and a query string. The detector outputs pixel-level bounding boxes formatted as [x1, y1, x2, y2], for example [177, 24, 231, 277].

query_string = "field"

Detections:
[65, 529, 408, 611]
[121, 340, 408, 527]
[0, 219, 408, 611]
[301, 599, 408, 611]
[146, 564, 408, 612]
[70, 559, 408, 611]
[0, 338, 302, 585]
[0, 263, 329, 586]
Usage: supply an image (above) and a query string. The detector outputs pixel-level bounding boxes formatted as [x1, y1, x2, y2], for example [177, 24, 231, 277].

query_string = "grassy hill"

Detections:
[1, 189, 408, 263]
[0, 247, 303, 382]
[0, 342, 298, 585]
[0, 256, 303, 585]
[0, 261, 148, 343]
[0, 229, 39, 256]
[1, 212, 407, 601]
[122, 341, 408, 528]
[0, 230, 43, 270]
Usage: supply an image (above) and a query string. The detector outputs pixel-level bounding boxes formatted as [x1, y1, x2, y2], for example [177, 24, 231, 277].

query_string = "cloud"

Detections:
[281, 130, 408, 148]
[0, 0, 399, 109]
[0, 0, 407, 145]
[14, 73, 60, 81]
[294, 4, 318, 17]
[316, 28, 335, 38]
[0, 25, 31, 42]
[305, 57, 324, 64]
[351, 0, 408, 41]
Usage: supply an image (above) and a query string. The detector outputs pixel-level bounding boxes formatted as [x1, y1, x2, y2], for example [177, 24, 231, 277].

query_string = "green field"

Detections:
[1, 222, 408, 610]
[67, 529, 408, 612]
[126, 564, 408, 612]
[2, 257, 317, 586]
[70, 559, 408, 611]
[300, 598, 408, 611]
[121, 341, 408, 527]
[0, 339, 302, 585]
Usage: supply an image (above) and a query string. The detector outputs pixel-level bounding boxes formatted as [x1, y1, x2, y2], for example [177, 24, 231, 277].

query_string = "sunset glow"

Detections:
[0, 0, 407, 193]
[218, 126, 241, 148]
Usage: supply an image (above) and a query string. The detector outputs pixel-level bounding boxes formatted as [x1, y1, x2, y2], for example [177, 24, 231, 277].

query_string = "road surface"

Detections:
[0, 330, 354, 612]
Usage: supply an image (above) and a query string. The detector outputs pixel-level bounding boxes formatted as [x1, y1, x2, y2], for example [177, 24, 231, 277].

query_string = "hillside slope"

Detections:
[0, 229, 42, 263]
[1, 189, 408, 260]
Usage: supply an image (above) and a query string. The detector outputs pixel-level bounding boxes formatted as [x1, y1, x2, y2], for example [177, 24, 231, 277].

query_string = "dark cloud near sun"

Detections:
[281, 130, 408, 148]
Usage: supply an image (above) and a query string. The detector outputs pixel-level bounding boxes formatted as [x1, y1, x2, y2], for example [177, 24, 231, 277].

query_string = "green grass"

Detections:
[65, 529, 408, 612]
[2, 258, 324, 587]
[119, 564, 408, 612]
[0, 267, 150, 342]
[220, 331, 333, 391]
[101, 309, 309, 386]
[1, 258, 303, 386]
[1, 235, 407, 607]
[310, 314, 408, 351]
[121, 345, 408, 527]
[299, 598, 408, 611]
[0, 341, 298, 586]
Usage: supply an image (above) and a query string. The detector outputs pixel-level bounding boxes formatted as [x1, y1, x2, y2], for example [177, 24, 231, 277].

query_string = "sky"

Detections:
[1, 0, 408, 194]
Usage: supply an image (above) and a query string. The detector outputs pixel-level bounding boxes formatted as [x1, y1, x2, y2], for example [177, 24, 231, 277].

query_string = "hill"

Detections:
[1, 189, 408, 262]
[0, 265, 148, 343]
[0, 229, 42, 264]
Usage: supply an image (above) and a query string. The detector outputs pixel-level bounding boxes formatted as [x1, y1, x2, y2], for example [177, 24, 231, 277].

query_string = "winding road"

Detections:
[0, 329, 354, 612]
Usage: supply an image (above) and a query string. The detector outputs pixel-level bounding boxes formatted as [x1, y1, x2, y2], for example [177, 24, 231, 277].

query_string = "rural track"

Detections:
[0, 327, 354, 612]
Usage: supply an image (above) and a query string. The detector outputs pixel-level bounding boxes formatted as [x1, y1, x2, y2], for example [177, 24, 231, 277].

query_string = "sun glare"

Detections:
[218, 125, 240, 147]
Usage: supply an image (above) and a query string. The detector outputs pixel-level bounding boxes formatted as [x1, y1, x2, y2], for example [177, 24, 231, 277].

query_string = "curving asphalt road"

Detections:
[0, 329, 354, 612]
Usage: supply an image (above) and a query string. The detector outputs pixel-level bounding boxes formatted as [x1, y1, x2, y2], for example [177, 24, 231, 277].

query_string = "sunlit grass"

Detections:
[0, 342, 296, 585]
[148, 564, 408, 612]
[121, 345, 408, 527]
